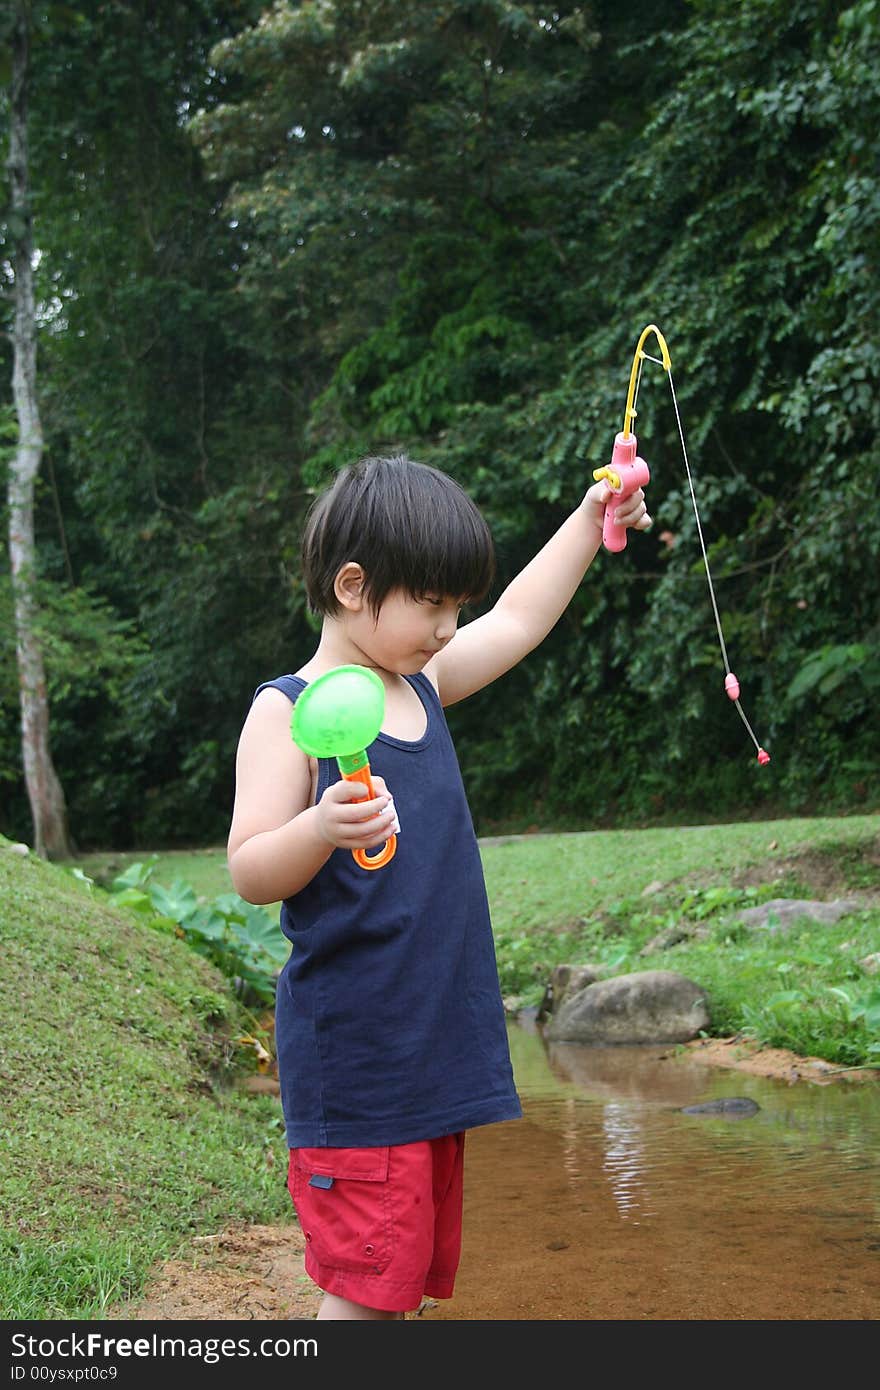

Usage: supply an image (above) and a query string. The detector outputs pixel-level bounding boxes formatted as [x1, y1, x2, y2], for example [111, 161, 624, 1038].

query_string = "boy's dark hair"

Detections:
[302, 454, 495, 616]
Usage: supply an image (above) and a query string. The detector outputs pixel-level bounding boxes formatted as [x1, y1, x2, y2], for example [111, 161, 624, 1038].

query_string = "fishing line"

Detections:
[614, 326, 770, 765]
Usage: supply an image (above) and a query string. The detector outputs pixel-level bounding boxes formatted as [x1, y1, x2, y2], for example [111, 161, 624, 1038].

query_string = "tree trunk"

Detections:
[6, 3, 73, 860]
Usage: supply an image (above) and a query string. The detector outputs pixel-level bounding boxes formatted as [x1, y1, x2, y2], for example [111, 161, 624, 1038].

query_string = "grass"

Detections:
[481, 815, 880, 1066]
[74, 846, 235, 903]
[479, 814, 880, 931]
[77, 812, 880, 924]
[493, 884, 880, 1063]
[0, 844, 291, 1320]
[3, 812, 878, 1317]
[72, 813, 880, 1066]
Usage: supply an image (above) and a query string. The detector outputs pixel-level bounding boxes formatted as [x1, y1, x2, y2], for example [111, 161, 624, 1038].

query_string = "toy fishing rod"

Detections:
[290, 664, 398, 870]
[595, 323, 770, 766]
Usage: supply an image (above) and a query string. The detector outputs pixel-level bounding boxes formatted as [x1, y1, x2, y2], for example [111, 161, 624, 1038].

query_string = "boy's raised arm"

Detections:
[432, 483, 650, 708]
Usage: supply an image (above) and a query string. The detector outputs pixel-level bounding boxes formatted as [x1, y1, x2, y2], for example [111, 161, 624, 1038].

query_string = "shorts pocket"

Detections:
[289, 1146, 393, 1275]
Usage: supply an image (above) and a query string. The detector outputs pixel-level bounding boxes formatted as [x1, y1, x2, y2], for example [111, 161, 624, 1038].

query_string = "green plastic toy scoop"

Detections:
[290, 664, 396, 871]
[290, 664, 385, 765]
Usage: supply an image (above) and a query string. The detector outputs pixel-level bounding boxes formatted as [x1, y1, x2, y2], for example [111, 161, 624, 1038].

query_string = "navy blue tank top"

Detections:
[253, 671, 522, 1148]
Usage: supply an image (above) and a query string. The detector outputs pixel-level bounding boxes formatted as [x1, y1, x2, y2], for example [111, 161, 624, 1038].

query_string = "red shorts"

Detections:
[287, 1133, 465, 1313]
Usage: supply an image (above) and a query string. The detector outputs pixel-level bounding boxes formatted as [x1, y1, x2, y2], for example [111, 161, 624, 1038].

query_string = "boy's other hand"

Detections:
[316, 774, 400, 851]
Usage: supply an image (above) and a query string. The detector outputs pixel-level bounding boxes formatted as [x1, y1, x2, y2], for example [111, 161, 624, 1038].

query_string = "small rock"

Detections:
[859, 952, 880, 976]
[680, 1097, 760, 1118]
[6, 843, 29, 857]
[639, 923, 695, 955]
[734, 898, 862, 933]
[641, 879, 665, 897]
[536, 963, 604, 1024]
[240, 1075, 281, 1096]
[806, 1059, 835, 1075]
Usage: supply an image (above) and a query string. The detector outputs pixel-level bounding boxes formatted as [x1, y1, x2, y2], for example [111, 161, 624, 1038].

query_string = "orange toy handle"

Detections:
[342, 764, 397, 871]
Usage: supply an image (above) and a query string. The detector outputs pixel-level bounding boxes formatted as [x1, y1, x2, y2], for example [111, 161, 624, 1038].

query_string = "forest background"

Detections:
[1, 0, 878, 856]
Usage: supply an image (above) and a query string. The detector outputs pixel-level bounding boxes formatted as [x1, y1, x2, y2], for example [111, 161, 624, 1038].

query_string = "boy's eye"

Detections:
[419, 594, 465, 611]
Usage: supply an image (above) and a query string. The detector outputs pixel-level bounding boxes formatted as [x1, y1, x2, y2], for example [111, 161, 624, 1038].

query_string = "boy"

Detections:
[227, 453, 650, 1318]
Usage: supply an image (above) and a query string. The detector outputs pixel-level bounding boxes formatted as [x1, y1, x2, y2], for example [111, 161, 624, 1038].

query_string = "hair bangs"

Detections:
[401, 498, 495, 607]
[302, 454, 495, 616]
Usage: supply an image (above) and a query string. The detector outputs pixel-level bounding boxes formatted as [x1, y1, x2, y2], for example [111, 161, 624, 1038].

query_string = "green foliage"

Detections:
[2, 0, 302, 848]
[2, 0, 879, 845]
[188, 0, 880, 832]
[84, 857, 289, 1006]
[788, 643, 880, 702]
[0, 572, 150, 839]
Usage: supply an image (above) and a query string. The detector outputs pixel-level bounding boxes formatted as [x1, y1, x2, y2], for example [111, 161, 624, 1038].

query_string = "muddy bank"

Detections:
[679, 1035, 880, 1085]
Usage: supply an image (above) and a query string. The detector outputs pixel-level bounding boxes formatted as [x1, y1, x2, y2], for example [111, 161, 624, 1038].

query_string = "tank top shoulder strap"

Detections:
[255, 670, 442, 719]
[252, 673, 307, 705]
[407, 670, 443, 715]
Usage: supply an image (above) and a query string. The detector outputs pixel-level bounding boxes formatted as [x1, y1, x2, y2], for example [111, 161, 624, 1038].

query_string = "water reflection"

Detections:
[601, 1104, 651, 1222]
[422, 1023, 880, 1320]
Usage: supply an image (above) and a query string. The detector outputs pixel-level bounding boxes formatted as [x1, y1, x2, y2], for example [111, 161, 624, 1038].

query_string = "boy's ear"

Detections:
[334, 562, 366, 612]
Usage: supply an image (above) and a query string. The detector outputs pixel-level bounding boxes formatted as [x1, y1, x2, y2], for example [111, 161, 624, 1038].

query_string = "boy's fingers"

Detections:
[331, 779, 388, 806]
[368, 777, 398, 829]
[338, 801, 399, 846]
[615, 499, 652, 530]
[346, 796, 390, 821]
[325, 775, 396, 833]
[327, 778, 367, 800]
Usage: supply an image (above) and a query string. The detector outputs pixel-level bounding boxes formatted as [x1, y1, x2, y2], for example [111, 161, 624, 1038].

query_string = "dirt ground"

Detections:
[109, 1035, 877, 1324]
[112, 1221, 322, 1322]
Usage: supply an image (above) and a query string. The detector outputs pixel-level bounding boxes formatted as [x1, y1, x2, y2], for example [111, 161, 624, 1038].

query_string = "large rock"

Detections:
[544, 969, 710, 1044]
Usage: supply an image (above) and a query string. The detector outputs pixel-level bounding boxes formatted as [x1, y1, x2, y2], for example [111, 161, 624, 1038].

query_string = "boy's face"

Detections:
[345, 585, 464, 675]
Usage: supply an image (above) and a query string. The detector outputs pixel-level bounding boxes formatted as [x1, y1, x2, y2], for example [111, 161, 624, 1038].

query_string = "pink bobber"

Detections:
[724, 673, 740, 701]
[757, 748, 771, 766]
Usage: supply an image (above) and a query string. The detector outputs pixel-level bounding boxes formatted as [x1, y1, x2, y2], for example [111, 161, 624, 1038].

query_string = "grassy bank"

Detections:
[0, 844, 291, 1320]
[3, 814, 877, 1318]
[486, 817, 878, 1056]
[482, 814, 880, 1066]
[77, 813, 880, 1066]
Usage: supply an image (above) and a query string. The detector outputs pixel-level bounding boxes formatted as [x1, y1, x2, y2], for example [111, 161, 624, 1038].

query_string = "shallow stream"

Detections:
[422, 1020, 880, 1320]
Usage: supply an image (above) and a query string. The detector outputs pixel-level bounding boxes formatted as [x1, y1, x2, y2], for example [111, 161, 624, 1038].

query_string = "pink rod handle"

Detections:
[599, 435, 651, 553]
[603, 495, 629, 552]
